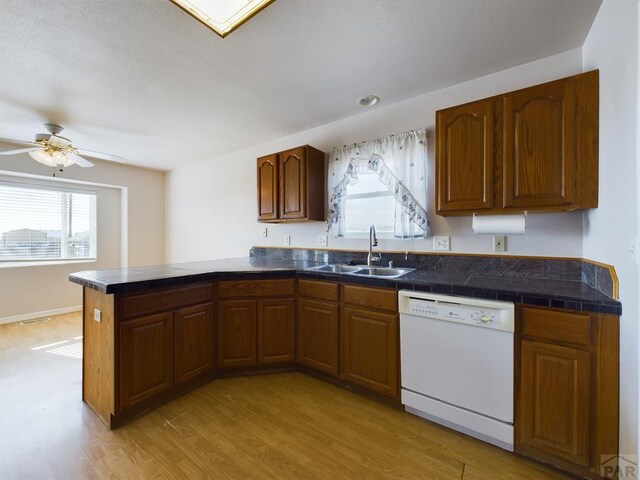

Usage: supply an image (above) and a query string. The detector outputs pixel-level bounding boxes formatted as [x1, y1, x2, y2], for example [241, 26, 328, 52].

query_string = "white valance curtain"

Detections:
[327, 128, 429, 238]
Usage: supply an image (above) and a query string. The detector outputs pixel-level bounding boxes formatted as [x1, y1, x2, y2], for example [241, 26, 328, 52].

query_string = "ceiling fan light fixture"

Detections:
[170, 0, 275, 38]
[28, 149, 56, 167]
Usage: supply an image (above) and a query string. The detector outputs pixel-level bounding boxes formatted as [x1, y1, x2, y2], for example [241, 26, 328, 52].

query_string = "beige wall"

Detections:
[0, 153, 165, 321]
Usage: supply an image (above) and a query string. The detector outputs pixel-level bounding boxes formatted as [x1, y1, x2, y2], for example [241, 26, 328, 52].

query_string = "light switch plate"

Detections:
[261, 227, 268, 238]
[317, 235, 328, 247]
[493, 235, 506, 253]
[94, 308, 102, 323]
[284, 235, 291, 246]
[433, 236, 450, 251]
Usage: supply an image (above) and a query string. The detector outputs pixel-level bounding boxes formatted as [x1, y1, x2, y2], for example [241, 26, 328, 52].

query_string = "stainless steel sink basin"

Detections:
[306, 264, 363, 274]
[347, 267, 414, 278]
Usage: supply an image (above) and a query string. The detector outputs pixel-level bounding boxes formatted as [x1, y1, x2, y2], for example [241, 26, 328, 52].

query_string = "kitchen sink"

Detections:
[347, 267, 414, 278]
[306, 264, 363, 273]
[306, 264, 414, 279]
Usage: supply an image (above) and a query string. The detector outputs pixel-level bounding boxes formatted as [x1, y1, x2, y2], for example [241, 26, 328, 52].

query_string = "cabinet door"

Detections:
[119, 312, 174, 410]
[298, 298, 339, 375]
[257, 154, 278, 221]
[218, 300, 257, 368]
[518, 339, 591, 467]
[503, 80, 576, 208]
[258, 299, 295, 364]
[175, 303, 215, 385]
[436, 98, 494, 213]
[279, 147, 306, 219]
[341, 306, 398, 398]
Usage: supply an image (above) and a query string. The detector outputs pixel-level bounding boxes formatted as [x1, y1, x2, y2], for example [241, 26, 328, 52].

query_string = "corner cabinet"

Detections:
[515, 305, 619, 479]
[436, 70, 599, 216]
[217, 280, 295, 369]
[257, 145, 325, 223]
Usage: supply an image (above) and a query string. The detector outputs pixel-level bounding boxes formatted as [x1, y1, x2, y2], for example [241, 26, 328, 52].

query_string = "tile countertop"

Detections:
[69, 256, 622, 315]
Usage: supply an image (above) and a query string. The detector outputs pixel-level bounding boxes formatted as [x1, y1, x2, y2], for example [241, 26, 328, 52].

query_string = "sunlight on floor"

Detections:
[31, 337, 82, 359]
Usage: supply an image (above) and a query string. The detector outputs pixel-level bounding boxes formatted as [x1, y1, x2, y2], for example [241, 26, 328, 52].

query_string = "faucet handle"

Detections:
[388, 260, 394, 268]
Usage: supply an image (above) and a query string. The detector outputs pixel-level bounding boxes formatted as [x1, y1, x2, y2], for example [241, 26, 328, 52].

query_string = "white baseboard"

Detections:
[0, 305, 82, 325]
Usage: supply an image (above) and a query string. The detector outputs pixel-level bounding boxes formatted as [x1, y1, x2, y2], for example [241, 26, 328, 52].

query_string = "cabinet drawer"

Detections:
[119, 283, 214, 320]
[298, 280, 339, 302]
[519, 307, 591, 346]
[343, 285, 397, 312]
[218, 279, 294, 299]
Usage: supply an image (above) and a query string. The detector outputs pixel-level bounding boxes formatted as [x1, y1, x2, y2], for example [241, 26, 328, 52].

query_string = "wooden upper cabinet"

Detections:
[436, 98, 494, 213]
[435, 70, 598, 216]
[279, 147, 306, 220]
[257, 154, 278, 221]
[503, 80, 576, 208]
[257, 145, 325, 223]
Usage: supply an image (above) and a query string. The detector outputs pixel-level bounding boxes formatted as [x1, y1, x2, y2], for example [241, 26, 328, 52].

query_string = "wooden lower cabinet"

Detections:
[341, 306, 399, 398]
[174, 303, 215, 385]
[218, 296, 295, 369]
[218, 300, 258, 368]
[258, 299, 295, 364]
[119, 311, 174, 410]
[515, 306, 619, 479]
[298, 298, 340, 375]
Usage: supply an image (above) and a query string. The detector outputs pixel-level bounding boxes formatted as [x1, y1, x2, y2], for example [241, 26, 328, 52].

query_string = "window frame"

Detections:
[0, 179, 98, 265]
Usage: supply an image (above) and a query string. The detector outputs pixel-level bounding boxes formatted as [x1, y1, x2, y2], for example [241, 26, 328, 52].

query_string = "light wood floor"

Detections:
[0, 313, 571, 480]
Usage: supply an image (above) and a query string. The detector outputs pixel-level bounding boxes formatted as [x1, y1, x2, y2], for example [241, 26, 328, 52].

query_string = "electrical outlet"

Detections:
[261, 227, 268, 238]
[493, 236, 506, 253]
[433, 236, 450, 251]
[317, 235, 328, 247]
[94, 308, 102, 323]
[284, 235, 291, 246]
[630, 235, 639, 264]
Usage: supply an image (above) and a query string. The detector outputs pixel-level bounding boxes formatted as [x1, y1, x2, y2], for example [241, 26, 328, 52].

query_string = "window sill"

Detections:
[0, 259, 97, 269]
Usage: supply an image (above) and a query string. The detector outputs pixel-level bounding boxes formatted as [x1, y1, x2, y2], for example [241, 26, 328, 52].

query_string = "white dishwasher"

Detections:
[398, 290, 515, 451]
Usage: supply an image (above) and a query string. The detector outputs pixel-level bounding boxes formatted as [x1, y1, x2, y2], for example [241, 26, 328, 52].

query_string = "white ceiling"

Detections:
[0, 0, 602, 171]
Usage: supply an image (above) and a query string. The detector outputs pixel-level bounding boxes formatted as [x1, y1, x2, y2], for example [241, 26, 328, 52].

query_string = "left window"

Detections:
[0, 182, 97, 262]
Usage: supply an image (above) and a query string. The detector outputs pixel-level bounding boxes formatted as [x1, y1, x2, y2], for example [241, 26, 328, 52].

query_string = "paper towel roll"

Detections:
[472, 213, 526, 235]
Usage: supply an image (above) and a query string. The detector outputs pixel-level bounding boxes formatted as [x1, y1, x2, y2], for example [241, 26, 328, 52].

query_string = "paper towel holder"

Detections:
[472, 211, 528, 235]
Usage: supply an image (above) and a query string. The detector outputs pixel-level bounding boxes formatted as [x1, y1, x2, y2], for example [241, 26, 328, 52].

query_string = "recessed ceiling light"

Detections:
[358, 95, 380, 107]
[171, 0, 275, 38]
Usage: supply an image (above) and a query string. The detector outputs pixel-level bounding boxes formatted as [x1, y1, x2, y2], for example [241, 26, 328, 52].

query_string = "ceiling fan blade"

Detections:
[76, 148, 126, 163]
[67, 153, 94, 168]
[0, 138, 40, 148]
[0, 147, 42, 155]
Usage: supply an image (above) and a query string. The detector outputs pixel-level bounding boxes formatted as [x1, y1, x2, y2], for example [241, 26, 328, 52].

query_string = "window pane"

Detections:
[347, 173, 388, 195]
[0, 183, 97, 261]
[345, 195, 395, 235]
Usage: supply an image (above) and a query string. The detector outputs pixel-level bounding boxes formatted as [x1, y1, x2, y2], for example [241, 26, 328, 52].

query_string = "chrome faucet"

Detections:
[367, 224, 381, 267]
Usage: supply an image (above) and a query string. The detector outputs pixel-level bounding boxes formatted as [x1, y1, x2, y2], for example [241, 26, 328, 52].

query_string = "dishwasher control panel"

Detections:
[401, 292, 514, 332]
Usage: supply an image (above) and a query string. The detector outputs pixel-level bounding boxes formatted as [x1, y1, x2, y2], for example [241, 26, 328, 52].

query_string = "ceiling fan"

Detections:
[0, 123, 126, 170]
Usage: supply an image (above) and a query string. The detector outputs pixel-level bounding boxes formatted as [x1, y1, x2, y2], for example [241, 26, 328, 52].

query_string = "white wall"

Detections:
[0, 154, 165, 321]
[582, 0, 639, 460]
[167, 48, 586, 263]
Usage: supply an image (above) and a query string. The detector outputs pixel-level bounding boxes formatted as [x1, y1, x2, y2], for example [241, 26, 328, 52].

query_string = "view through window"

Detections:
[344, 173, 395, 236]
[0, 182, 97, 262]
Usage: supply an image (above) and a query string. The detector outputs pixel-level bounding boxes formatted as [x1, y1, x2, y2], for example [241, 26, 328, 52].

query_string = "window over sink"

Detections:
[328, 129, 429, 238]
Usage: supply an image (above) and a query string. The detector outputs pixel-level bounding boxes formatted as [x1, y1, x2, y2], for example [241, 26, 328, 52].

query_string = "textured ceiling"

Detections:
[0, 0, 602, 170]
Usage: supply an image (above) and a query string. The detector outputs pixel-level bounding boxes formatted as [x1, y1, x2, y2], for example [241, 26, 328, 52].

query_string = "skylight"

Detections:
[171, 0, 275, 38]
